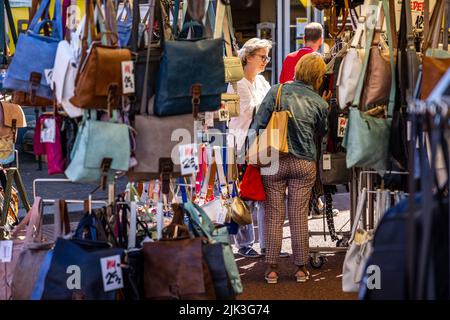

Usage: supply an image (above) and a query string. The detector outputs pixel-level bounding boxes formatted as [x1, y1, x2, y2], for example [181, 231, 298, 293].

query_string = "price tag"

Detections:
[337, 117, 347, 138]
[100, 255, 124, 292]
[323, 154, 332, 170]
[205, 112, 214, 127]
[218, 109, 230, 122]
[40, 118, 56, 143]
[121, 61, 135, 94]
[0, 240, 13, 263]
[179, 144, 199, 176]
[216, 205, 227, 225]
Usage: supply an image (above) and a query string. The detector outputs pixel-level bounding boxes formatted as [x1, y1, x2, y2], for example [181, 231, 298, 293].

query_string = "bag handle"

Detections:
[415, 118, 435, 299]
[423, 0, 446, 52]
[117, 0, 132, 22]
[184, 201, 215, 241]
[275, 84, 284, 112]
[444, 0, 450, 51]
[23, 197, 44, 244]
[29, 0, 63, 40]
[131, 0, 166, 51]
[53, 199, 71, 240]
[383, 0, 397, 118]
[205, 0, 216, 34]
[28, 0, 51, 32]
[214, 0, 237, 57]
[139, 0, 157, 115]
[329, 0, 350, 38]
[348, 188, 367, 244]
[352, 0, 378, 110]
[213, 146, 232, 199]
[404, 0, 415, 50]
[128, 201, 137, 249]
[199, 159, 217, 201]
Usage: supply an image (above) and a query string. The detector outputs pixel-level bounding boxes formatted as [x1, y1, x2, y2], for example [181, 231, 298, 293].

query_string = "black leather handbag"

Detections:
[320, 152, 351, 185]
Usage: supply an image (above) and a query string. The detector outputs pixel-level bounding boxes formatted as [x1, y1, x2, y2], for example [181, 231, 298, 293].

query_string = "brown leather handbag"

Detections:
[422, 56, 450, 99]
[361, 42, 392, 107]
[361, 1, 398, 107]
[142, 203, 215, 300]
[142, 238, 216, 300]
[69, 0, 132, 109]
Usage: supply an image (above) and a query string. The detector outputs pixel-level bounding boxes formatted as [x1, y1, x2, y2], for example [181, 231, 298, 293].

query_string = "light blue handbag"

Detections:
[343, 0, 396, 174]
[3, 0, 62, 100]
[65, 111, 130, 183]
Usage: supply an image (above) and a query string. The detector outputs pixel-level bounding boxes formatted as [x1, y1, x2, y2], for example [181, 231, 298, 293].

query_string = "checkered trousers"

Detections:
[261, 154, 316, 266]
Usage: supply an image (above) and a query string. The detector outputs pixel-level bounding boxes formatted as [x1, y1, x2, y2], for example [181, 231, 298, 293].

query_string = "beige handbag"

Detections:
[215, 1, 244, 83]
[216, 93, 240, 118]
[224, 57, 244, 83]
[360, 2, 397, 107]
[248, 84, 291, 167]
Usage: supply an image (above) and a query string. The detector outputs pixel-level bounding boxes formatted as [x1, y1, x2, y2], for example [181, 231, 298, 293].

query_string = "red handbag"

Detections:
[239, 165, 266, 201]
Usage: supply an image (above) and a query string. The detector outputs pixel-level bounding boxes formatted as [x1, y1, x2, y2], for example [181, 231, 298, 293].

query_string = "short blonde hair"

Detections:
[238, 38, 272, 66]
[295, 53, 326, 86]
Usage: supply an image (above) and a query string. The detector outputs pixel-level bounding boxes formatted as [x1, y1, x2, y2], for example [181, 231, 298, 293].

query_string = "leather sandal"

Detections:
[264, 264, 279, 284]
[295, 266, 310, 283]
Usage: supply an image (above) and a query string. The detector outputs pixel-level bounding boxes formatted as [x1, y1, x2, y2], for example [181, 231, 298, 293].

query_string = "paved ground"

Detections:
[232, 193, 355, 300]
[17, 150, 354, 300]
[13, 151, 128, 217]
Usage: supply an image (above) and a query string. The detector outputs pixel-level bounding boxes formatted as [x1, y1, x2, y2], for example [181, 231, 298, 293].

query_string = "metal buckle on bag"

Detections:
[191, 84, 202, 119]
[159, 158, 173, 195]
[29, 72, 42, 105]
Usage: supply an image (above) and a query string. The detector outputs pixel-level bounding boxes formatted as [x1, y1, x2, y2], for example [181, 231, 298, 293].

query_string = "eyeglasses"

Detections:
[254, 54, 271, 63]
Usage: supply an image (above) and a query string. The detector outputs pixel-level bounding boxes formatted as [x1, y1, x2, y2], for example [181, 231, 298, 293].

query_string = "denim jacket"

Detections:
[249, 81, 328, 162]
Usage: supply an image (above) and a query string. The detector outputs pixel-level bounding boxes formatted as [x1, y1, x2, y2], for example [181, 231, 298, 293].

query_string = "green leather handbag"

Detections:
[184, 202, 243, 296]
[343, 0, 396, 174]
[65, 111, 130, 183]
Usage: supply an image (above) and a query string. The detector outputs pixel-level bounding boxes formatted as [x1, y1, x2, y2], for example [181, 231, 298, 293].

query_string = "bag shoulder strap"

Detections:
[352, 0, 389, 110]
[275, 84, 284, 112]
[383, 0, 396, 117]
[140, 0, 157, 114]
[349, 188, 367, 243]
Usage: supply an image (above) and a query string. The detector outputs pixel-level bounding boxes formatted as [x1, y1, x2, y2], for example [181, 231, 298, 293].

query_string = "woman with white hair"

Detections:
[228, 38, 289, 259]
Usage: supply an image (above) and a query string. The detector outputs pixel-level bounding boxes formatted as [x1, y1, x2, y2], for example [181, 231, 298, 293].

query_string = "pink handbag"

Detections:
[33, 114, 66, 175]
